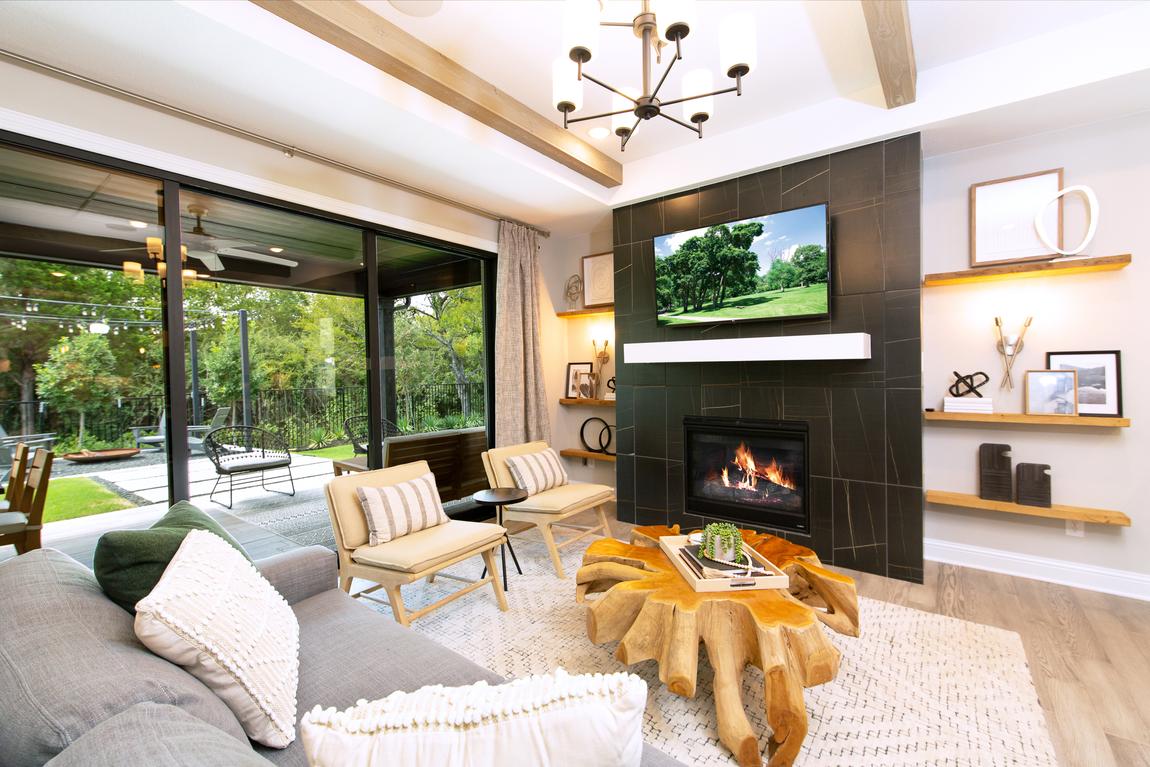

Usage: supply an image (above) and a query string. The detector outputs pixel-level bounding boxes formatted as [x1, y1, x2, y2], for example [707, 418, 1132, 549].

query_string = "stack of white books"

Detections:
[943, 397, 994, 413]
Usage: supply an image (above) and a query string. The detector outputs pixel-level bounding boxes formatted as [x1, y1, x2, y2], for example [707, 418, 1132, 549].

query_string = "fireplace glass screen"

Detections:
[684, 416, 809, 533]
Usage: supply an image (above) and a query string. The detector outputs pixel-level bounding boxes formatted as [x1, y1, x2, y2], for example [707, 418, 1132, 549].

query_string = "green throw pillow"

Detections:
[94, 501, 252, 613]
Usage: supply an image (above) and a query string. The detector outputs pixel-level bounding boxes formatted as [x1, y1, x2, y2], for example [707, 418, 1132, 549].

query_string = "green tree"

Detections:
[35, 333, 121, 448]
[766, 259, 800, 291]
[790, 244, 829, 287]
[394, 287, 484, 418]
[659, 222, 763, 313]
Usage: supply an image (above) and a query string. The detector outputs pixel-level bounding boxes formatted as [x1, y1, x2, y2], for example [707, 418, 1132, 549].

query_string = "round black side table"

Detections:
[474, 487, 527, 591]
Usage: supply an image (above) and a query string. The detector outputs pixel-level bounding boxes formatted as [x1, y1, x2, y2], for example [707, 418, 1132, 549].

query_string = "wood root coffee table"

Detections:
[576, 525, 860, 767]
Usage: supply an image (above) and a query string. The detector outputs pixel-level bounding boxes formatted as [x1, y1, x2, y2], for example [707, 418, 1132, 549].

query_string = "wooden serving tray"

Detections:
[658, 535, 789, 592]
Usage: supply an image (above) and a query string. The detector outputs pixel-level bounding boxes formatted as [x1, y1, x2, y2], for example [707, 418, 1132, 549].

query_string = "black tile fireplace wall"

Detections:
[612, 134, 924, 583]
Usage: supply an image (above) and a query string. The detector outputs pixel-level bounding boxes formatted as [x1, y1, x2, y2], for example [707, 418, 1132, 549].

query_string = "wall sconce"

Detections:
[593, 339, 610, 368]
[994, 316, 1032, 390]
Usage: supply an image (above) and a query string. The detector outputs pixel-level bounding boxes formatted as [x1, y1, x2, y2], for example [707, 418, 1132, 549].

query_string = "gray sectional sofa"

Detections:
[0, 545, 684, 766]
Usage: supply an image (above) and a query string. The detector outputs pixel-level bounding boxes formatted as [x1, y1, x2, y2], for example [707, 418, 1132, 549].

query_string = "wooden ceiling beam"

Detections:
[252, 0, 623, 187]
[860, 0, 917, 109]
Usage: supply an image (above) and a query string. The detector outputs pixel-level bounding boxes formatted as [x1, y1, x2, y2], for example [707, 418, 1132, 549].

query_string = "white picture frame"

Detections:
[970, 169, 1063, 267]
[582, 252, 614, 308]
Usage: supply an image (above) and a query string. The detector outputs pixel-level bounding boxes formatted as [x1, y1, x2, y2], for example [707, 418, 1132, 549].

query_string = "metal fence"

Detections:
[0, 381, 486, 451]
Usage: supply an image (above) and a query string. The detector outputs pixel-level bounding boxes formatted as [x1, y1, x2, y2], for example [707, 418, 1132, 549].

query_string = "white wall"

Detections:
[537, 220, 616, 488]
[922, 112, 1149, 590]
[0, 60, 498, 250]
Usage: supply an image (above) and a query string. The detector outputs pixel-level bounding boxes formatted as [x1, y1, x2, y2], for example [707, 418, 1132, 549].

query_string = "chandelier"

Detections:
[552, 0, 756, 152]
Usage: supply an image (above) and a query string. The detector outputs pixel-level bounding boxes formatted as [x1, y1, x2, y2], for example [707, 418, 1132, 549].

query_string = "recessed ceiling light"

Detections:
[269, 247, 284, 253]
[128, 220, 148, 229]
[588, 126, 610, 140]
[388, 0, 442, 17]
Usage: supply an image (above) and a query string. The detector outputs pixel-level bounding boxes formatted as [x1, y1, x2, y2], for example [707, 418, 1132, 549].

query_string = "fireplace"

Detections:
[683, 416, 810, 533]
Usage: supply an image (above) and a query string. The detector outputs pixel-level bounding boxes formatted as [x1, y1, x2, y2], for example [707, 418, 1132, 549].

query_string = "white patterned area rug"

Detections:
[368, 531, 1058, 767]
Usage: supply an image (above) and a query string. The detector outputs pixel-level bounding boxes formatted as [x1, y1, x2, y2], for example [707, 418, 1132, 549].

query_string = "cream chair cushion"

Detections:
[482, 441, 550, 490]
[327, 462, 434, 551]
[514, 483, 614, 515]
[351, 520, 505, 574]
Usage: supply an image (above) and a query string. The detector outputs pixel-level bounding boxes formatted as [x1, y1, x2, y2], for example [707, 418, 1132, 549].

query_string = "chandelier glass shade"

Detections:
[553, 0, 755, 151]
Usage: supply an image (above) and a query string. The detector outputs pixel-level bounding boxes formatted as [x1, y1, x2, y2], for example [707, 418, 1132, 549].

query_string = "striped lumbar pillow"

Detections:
[356, 472, 449, 546]
[505, 448, 569, 496]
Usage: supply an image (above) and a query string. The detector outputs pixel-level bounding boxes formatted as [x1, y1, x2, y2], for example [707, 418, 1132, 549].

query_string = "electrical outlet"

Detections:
[1066, 520, 1085, 537]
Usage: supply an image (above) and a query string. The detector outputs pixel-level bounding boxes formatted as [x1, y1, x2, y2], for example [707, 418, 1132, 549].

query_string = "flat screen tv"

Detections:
[653, 202, 830, 326]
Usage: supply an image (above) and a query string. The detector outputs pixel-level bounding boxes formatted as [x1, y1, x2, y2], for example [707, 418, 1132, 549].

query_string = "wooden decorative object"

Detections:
[1016, 463, 1052, 508]
[577, 525, 859, 767]
[978, 443, 1012, 502]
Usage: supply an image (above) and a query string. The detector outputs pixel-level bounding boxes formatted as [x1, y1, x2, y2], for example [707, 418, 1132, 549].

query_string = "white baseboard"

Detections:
[924, 538, 1150, 602]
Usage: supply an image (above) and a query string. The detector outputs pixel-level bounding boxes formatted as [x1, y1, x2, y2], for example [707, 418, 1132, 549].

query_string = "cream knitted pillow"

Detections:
[300, 668, 646, 767]
[134, 529, 300, 748]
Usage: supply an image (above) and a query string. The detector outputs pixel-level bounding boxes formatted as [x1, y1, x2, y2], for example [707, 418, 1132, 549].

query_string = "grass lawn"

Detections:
[43, 477, 134, 523]
[299, 444, 356, 460]
[658, 284, 828, 325]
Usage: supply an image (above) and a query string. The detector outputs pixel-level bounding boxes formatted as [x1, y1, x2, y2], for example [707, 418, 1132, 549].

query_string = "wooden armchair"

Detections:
[0, 447, 54, 554]
[482, 441, 615, 579]
[325, 460, 508, 626]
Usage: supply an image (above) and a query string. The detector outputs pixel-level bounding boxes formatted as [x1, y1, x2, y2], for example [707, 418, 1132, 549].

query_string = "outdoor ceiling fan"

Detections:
[101, 205, 299, 272]
[182, 205, 298, 272]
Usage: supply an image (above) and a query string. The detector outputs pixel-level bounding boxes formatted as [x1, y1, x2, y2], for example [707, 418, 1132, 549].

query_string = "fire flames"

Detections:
[719, 442, 796, 492]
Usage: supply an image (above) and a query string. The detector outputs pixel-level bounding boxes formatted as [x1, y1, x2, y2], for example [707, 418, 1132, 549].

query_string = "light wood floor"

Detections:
[840, 559, 1150, 767]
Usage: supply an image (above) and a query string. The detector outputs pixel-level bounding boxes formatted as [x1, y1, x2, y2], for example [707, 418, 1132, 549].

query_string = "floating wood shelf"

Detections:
[923, 254, 1131, 287]
[924, 411, 1130, 428]
[559, 398, 615, 407]
[556, 306, 614, 318]
[926, 490, 1131, 526]
[559, 448, 617, 463]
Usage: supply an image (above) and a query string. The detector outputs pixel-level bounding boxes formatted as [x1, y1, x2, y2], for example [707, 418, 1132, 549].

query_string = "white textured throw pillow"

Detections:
[356, 471, 449, 546]
[300, 668, 646, 767]
[134, 529, 300, 749]
[505, 447, 569, 495]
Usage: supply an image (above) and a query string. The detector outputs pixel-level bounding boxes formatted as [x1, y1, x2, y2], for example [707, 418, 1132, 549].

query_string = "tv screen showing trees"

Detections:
[653, 203, 830, 326]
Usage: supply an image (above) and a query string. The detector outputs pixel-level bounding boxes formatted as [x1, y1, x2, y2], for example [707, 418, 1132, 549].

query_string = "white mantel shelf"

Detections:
[623, 333, 872, 364]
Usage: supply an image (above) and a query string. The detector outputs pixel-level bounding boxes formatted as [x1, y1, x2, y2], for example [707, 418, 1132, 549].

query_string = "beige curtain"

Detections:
[494, 220, 551, 446]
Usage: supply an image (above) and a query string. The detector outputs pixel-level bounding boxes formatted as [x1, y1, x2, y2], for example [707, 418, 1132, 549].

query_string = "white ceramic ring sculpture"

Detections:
[1034, 185, 1099, 256]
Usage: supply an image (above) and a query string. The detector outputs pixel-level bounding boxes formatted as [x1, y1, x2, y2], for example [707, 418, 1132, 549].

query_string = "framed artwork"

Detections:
[1024, 369, 1078, 416]
[565, 362, 593, 398]
[970, 168, 1063, 267]
[582, 252, 614, 308]
[1045, 350, 1122, 417]
[575, 370, 600, 399]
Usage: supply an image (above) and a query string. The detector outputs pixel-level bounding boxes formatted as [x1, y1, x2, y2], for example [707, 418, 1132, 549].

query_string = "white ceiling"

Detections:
[0, 0, 1147, 239]
[361, 0, 881, 162]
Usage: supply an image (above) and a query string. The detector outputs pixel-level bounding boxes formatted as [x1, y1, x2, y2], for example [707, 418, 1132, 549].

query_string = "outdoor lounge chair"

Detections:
[130, 413, 166, 450]
[0, 447, 53, 554]
[187, 407, 231, 454]
[343, 414, 405, 455]
[203, 425, 295, 509]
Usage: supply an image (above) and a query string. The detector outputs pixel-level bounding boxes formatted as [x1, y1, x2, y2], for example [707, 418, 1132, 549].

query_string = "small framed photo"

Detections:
[1045, 350, 1122, 417]
[565, 362, 593, 398]
[575, 370, 600, 399]
[582, 252, 614, 308]
[1024, 369, 1078, 416]
[970, 168, 1063, 267]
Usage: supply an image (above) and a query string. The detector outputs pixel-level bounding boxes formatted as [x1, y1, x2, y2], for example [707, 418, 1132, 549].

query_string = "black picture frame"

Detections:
[1045, 350, 1123, 417]
[565, 362, 593, 398]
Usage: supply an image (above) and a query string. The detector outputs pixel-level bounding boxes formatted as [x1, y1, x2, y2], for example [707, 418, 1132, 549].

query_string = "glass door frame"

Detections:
[0, 129, 497, 503]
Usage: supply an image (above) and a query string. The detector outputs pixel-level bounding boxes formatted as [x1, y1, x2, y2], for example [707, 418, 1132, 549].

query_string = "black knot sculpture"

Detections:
[948, 370, 989, 398]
